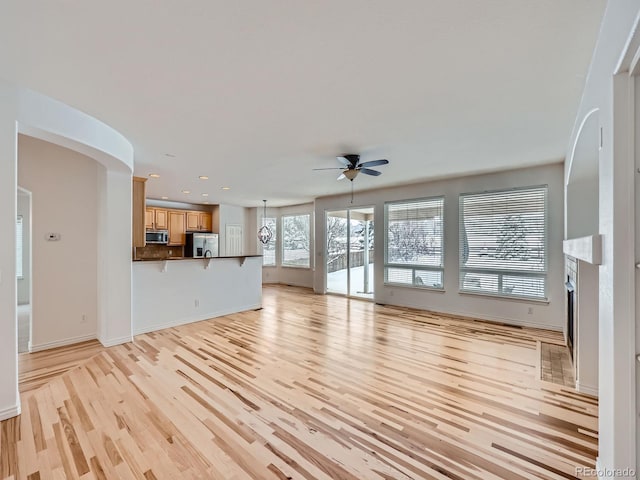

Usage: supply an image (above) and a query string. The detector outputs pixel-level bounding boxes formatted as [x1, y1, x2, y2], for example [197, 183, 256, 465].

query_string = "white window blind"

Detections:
[282, 214, 310, 267]
[16, 216, 23, 279]
[259, 217, 277, 266]
[459, 186, 547, 299]
[384, 197, 444, 289]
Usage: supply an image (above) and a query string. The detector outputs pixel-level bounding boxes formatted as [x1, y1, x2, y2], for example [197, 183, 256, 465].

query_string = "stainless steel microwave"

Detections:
[145, 231, 168, 244]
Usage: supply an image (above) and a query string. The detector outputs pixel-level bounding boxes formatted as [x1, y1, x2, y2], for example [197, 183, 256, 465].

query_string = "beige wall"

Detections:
[18, 135, 100, 350]
[314, 163, 565, 330]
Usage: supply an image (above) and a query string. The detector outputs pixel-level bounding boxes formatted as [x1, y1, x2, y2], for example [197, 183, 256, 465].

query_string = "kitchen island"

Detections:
[132, 255, 262, 334]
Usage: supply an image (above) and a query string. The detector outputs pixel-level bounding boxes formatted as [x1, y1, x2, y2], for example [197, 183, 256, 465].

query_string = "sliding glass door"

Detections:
[326, 207, 374, 299]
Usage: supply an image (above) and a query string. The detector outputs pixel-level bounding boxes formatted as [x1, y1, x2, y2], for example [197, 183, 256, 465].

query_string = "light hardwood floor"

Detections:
[1, 285, 598, 479]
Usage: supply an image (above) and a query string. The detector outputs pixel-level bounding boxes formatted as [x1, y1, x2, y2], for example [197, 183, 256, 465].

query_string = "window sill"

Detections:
[458, 290, 549, 304]
[281, 265, 312, 270]
[384, 282, 445, 293]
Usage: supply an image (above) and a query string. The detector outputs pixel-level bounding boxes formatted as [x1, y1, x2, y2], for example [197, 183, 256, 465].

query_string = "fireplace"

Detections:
[561, 245, 599, 396]
[565, 276, 575, 360]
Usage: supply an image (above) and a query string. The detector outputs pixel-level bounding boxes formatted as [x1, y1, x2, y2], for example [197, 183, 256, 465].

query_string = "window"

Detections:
[384, 197, 444, 288]
[459, 186, 547, 299]
[259, 217, 277, 266]
[16, 215, 23, 279]
[282, 214, 310, 267]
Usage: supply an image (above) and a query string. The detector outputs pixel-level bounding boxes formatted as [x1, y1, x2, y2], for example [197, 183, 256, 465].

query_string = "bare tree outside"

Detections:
[495, 214, 529, 261]
[387, 218, 441, 266]
[282, 214, 310, 267]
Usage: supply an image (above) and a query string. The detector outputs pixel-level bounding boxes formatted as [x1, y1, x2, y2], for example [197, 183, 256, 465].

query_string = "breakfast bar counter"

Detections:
[132, 255, 262, 335]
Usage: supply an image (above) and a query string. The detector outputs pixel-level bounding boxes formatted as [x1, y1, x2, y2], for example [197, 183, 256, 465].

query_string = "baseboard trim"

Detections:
[0, 403, 21, 421]
[30, 333, 97, 352]
[133, 303, 262, 336]
[271, 281, 315, 290]
[99, 335, 133, 348]
[381, 302, 563, 331]
[576, 381, 598, 397]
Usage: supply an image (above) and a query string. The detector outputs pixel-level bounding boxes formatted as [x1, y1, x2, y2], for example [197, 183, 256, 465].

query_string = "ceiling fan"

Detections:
[313, 154, 389, 181]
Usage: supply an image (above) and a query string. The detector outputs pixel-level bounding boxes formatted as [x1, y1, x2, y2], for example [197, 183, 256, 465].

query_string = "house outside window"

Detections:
[459, 186, 547, 299]
[384, 197, 444, 289]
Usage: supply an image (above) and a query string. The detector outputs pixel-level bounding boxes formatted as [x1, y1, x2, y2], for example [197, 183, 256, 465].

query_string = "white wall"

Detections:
[18, 135, 99, 350]
[0, 81, 133, 422]
[576, 261, 598, 395]
[218, 204, 249, 256]
[97, 168, 133, 347]
[565, 1, 640, 473]
[566, 180, 598, 238]
[0, 80, 19, 421]
[17, 190, 31, 305]
[314, 163, 565, 330]
[132, 257, 262, 334]
[566, 108, 599, 240]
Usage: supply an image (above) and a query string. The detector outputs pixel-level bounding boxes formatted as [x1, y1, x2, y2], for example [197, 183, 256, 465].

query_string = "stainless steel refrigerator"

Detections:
[185, 233, 219, 257]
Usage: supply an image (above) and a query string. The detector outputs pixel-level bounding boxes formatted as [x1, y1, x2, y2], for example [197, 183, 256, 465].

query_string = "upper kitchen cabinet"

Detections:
[186, 211, 212, 232]
[200, 212, 212, 231]
[168, 210, 186, 246]
[146, 207, 168, 230]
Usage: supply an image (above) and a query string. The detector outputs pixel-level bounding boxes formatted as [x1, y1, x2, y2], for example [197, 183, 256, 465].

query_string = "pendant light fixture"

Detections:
[258, 200, 273, 245]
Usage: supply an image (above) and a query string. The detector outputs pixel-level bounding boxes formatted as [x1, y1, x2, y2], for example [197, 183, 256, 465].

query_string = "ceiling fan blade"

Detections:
[336, 156, 351, 167]
[313, 167, 344, 170]
[358, 159, 389, 168]
[360, 168, 382, 176]
[337, 173, 346, 180]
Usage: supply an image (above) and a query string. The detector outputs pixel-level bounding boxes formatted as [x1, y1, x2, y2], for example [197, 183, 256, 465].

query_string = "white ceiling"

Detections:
[0, 1, 605, 207]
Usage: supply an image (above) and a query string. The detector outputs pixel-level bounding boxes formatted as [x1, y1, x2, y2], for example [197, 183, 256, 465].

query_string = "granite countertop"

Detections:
[133, 255, 262, 262]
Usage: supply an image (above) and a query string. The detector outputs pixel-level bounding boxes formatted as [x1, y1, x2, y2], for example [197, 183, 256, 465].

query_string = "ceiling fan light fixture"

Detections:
[343, 169, 359, 181]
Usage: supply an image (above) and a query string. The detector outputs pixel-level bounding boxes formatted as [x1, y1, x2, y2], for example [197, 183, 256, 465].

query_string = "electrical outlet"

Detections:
[81, 314, 87, 323]
[527, 307, 533, 315]
[389, 290, 394, 297]
[195, 299, 199, 307]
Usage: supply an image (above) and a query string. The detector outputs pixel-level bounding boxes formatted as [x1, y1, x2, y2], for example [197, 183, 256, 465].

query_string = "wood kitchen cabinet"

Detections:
[168, 211, 186, 245]
[186, 211, 200, 231]
[186, 211, 212, 232]
[146, 208, 168, 230]
[200, 212, 212, 231]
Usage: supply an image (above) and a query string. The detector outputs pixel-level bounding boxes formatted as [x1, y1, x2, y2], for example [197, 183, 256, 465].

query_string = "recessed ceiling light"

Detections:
[221, 186, 231, 190]
[161, 196, 169, 200]
[202, 193, 209, 197]
[182, 190, 190, 194]
[148, 173, 160, 178]
[199, 176, 209, 180]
